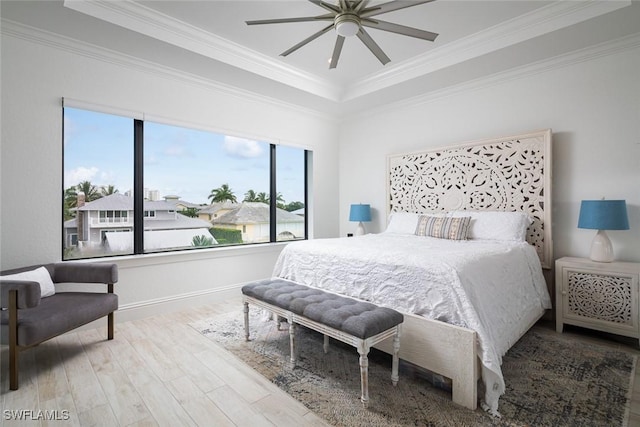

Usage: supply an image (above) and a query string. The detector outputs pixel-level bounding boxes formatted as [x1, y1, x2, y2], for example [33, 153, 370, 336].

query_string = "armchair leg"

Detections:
[107, 312, 114, 340]
[8, 290, 19, 390]
[107, 283, 114, 340]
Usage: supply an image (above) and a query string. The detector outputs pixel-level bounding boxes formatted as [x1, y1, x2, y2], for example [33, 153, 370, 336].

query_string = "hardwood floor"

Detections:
[0, 297, 329, 427]
[1, 298, 639, 426]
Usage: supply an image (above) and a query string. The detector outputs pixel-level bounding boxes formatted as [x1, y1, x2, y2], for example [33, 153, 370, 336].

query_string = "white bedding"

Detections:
[272, 233, 552, 414]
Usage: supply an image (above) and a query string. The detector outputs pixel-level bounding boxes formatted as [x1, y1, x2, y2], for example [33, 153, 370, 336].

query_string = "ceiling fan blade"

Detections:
[329, 36, 345, 69]
[361, 0, 436, 18]
[362, 19, 438, 41]
[246, 14, 334, 26]
[354, 0, 370, 13]
[308, 0, 341, 14]
[280, 24, 334, 57]
[357, 28, 390, 65]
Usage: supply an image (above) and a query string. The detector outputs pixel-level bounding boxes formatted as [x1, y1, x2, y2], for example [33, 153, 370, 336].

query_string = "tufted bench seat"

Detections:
[241, 278, 403, 407]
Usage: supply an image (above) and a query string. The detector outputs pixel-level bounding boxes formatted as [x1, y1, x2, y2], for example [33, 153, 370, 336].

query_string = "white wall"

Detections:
[0, 31, 340, 319]
[338, 40, 640, 263]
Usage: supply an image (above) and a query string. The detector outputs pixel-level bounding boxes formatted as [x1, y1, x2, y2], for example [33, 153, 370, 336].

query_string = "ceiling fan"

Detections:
[246, 0, 439, 69]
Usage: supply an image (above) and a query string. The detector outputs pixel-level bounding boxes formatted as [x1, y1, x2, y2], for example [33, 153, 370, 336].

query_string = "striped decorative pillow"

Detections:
[415, 215, 471, 240]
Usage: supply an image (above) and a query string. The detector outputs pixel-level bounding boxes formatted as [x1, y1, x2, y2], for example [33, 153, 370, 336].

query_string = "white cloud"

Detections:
[223, 136, 264, 158]
[65, 166, 99, 187]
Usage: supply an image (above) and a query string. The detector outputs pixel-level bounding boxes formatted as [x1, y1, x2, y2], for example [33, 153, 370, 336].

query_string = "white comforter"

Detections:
[272, 233, 551, 414]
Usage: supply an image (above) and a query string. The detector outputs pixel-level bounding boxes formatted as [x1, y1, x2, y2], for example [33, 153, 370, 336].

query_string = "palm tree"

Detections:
[101, 185, 118, 196]
[191, 235, 215, 247]
[253, 192, 285, 208]
[273, 192, 286, 209]
[64, 181, 105, 221]
[243, 189, 258, 202]
[63, 187, 78, 220]
[255, 192, 269, 204]
[182, 207, 199, 218]
[76, 181, 101, 202]
[285, 201, 304, 212]
[208, 184, 237, 204]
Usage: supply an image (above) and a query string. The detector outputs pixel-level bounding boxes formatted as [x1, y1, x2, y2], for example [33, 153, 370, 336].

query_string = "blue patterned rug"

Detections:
[192, 310, 637, 427]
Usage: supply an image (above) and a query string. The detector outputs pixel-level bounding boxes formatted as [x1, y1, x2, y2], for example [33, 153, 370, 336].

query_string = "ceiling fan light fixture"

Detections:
[335, 13, 360, 37]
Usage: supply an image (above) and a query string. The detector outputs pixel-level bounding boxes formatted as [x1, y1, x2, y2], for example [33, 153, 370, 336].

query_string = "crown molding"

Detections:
[62, 0, 342, 102]
[346, 31, 640, 122]
[0, 19, 337, 124]
[343, 0, 632, 101]
[62, 0, 631, 104]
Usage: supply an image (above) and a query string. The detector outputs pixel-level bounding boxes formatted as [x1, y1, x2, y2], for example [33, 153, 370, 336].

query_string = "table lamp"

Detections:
[578, 199, 629, 262]
[349, 204, 371, 236]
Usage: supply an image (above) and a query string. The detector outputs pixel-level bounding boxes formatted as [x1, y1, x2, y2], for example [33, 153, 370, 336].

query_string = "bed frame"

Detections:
[377, 129, 552, 410]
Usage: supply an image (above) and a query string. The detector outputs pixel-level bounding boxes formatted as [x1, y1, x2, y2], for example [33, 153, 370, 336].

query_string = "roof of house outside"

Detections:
[74, 193, 190, 211]
[212, 202, 303, 225]
[144, 214, 211, 230]
[198, 201, 238, 214]
[163, 195, 203, 210]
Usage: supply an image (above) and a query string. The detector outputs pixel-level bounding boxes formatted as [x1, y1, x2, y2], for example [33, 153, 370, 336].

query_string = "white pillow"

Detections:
[451, 210, 532, 242]
[385, 212, 420, 234]
[0, 266, 56, 298]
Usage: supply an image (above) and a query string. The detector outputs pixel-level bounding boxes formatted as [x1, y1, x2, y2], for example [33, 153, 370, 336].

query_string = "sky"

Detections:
[64, 108, 306, 205]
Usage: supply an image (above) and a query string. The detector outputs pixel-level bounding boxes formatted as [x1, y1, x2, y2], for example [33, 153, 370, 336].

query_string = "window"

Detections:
[62, 104, 308, 260]
[99, 211, 129, 223]
[63, 107, 134, 259]
[276, 145, 307, 241]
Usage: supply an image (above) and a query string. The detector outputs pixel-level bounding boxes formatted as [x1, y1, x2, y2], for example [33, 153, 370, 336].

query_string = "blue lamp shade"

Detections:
[578, 200, 629, 230]
[349, 204, 371, 222]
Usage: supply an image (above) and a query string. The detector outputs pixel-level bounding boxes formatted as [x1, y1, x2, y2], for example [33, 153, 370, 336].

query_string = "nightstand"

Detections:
[556, 257, 640, 345]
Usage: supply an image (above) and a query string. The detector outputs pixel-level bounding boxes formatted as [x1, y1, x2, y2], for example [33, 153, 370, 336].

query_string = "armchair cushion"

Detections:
[0, 292, 118, 347]
[51, 262, 118, 284]
[0, 267, 55, 298]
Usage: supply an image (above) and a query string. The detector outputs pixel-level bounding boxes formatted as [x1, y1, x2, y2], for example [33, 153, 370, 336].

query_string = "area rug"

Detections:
[191, 310, 637, 427]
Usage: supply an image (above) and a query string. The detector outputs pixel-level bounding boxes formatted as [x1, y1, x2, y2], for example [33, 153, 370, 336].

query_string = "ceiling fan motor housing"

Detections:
[335, 12, 361, 37]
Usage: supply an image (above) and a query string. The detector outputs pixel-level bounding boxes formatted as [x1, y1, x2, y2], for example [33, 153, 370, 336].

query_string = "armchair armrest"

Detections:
[51, 263, 118, 284]
[0, 280, 41, 309]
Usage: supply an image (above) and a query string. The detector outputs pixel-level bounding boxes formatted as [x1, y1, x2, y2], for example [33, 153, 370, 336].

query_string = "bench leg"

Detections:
[289, 321, 296, 367]
[358, 345, 370, 408]
[391, 328, 400, 386]
[243, 301, 250, 341]
[323, 335, 329, 354]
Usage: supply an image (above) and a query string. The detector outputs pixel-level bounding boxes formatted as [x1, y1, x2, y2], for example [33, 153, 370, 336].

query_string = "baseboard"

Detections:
[71, 283, 243, 332]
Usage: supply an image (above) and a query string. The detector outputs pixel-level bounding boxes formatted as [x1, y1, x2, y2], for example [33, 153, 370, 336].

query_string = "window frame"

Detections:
[62, 103, 309, 260]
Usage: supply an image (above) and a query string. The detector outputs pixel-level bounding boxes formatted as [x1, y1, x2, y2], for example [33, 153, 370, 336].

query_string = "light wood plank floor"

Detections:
[1, 297, 639, 426]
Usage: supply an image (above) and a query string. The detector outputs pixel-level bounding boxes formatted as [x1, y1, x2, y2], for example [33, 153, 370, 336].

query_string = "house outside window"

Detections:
[63, 105, 308, 260]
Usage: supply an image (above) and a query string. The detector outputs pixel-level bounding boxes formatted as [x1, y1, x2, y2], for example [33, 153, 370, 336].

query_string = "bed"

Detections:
[273, 129, 553, 415]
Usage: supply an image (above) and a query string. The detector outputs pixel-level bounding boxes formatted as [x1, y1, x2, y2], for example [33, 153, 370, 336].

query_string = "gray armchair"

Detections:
[0, 262, 118, 390]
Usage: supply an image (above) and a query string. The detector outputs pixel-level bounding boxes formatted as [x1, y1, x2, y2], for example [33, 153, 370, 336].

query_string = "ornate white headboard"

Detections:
[387, 129, 552, 269]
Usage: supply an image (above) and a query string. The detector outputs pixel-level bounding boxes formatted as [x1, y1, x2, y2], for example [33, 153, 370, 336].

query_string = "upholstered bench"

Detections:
[241, 278, 403, 407]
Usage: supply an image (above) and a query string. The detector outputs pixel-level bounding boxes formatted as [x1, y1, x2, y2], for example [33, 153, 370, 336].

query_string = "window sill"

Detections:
[68, 241, 290, 270]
